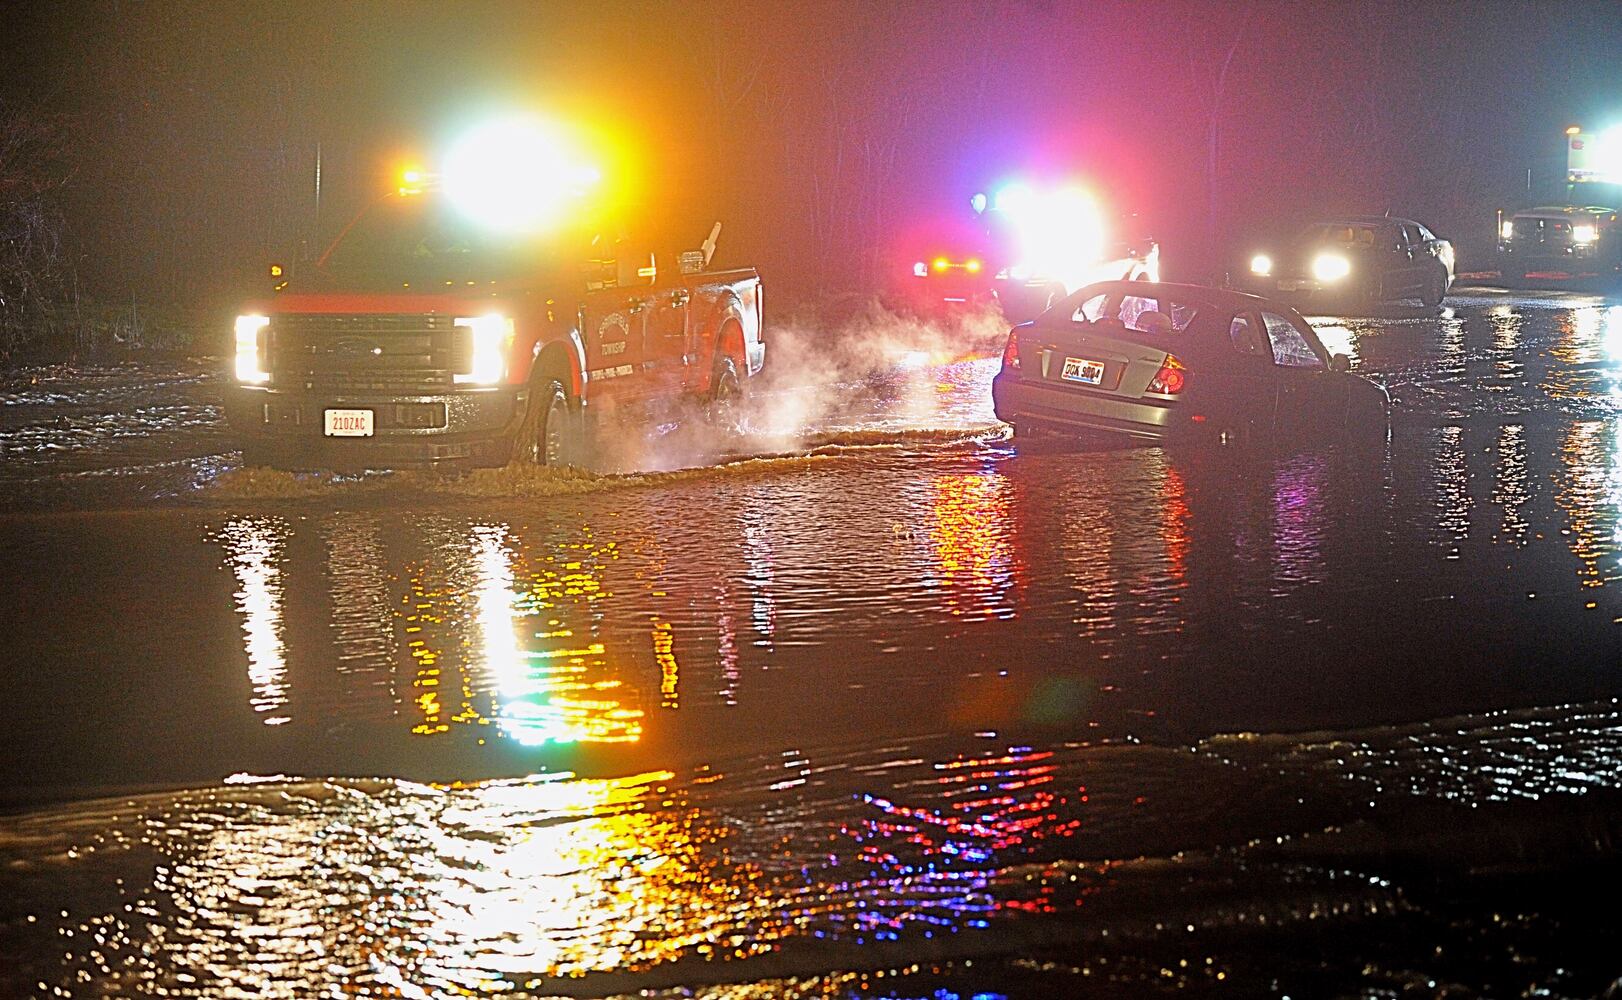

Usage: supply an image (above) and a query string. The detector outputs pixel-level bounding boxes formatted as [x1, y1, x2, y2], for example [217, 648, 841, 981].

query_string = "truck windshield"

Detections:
[320, 195, 574, 284]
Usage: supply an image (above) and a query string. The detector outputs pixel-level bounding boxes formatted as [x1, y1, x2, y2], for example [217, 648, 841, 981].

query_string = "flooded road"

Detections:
[6, 290, 1622, 997]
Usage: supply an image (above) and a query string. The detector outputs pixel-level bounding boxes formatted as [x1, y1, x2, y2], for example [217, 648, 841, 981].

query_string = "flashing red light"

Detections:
[1147, 354, 1186, 395]
[1190, 413, 1207, 423]
[1001, 331, 1021, 370]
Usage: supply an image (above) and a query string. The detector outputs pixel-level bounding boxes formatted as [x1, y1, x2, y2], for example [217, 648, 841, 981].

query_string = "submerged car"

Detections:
[1241, 216, 1454, 308]
[991, 281, 1390, 446]
[1497, 204, 1622, 284]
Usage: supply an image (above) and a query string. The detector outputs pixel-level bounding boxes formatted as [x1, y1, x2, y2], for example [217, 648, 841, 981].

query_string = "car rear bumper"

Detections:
[992, 372, 1185, 442]
[224, 384, 527, 470]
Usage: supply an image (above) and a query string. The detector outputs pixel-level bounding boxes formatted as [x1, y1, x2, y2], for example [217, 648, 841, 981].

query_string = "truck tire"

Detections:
[522, 379, 575, 467]
[708, 357, 743, 433]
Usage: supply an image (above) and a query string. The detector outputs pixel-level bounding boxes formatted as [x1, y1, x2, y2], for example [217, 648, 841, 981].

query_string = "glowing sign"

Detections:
[1568, 126, 1622, 185]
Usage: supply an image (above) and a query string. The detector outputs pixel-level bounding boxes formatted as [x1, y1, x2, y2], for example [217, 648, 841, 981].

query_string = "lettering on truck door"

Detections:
[583, 285, 648, 410]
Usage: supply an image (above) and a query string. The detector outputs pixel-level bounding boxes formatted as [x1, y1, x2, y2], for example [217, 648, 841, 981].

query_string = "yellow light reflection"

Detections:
[1555, 420, 1622, 591]
[220, 516, 291, 726]
[404, 523, 643, 745]
[929, 471, 1019, 620]
[132, 771, 786, 993]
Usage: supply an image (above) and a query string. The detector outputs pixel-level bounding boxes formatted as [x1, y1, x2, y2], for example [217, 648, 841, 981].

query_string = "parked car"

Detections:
[991, 281, 1390, 447]
[1239, 216, 1454, 309]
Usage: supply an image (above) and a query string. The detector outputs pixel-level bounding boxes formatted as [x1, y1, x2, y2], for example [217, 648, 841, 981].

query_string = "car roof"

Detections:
[1068, 280, 1280, 311]
[1306, 215, 1409, 228]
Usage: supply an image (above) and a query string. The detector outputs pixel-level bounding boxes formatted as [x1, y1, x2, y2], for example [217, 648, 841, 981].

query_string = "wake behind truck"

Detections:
[226, 120, 764, 470]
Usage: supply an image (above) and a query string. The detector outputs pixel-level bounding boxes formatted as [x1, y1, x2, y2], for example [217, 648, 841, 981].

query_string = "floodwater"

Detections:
[5, 291, 1622, 997]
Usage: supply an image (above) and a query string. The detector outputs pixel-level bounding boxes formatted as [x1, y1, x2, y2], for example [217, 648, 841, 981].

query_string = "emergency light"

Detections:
[443, 116, 600, 233]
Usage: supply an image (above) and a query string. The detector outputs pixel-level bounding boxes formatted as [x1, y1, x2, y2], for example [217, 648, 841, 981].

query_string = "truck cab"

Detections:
[226, 189, 763, 471]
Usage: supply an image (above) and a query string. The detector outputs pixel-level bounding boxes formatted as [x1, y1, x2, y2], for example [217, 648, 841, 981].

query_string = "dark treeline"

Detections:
[1, 0, 1620, 356]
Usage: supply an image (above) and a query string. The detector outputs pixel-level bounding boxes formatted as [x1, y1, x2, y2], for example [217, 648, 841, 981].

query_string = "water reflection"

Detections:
[1268, 452, 1329, 592]
[411, 520, 644, 746]
[217, 516, 291, 725]
[323, 515, 396, 711]
[1556, 419, 1622, 593]
[1492, 423, 1531, 546]
[218, 515, 647, 747]
[928, 469, 1020, 621]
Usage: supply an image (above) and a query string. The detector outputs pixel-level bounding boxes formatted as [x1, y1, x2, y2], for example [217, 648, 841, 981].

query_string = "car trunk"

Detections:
[1013, 322, 1174, 401]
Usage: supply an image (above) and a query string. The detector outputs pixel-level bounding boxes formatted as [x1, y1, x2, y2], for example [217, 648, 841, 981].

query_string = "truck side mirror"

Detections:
[1330, 353, 1351, 373]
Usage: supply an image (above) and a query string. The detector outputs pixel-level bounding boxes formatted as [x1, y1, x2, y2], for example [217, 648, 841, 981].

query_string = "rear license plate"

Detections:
[324, 409, 374, 437]
[1061, 357, 1106, 385]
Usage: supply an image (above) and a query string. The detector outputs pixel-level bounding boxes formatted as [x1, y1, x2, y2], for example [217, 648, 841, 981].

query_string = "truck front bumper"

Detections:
[224, 384, 528, 471]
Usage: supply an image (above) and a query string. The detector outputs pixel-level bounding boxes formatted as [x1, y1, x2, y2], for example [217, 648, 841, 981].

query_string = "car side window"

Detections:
[1415, 222, 1435, 241]
[1069, 293, 1107, 323]
[1400, 223, 1421, 246]
[1229, 312, 1269, 359]
[1262, 312, 1324, 369]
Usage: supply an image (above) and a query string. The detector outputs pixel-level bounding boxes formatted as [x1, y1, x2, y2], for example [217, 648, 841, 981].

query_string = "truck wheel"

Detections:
[523, 380, 575, 467]
[1420, 266, 1448, 308]
[708, 358, 743, 433]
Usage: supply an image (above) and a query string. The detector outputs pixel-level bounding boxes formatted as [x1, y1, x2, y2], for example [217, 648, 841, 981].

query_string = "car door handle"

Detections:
[670, 289, 690, 307]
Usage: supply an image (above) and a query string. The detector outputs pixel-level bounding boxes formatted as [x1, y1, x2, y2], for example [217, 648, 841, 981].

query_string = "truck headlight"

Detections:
[234, 314, 270, 383]
[454, 314, 515, 385]
[1574, 224, 1597, 244]
[1312, 253, 1351, 283]
[1500, 220, 1515, 240]
[1249, 253, 1273, 276]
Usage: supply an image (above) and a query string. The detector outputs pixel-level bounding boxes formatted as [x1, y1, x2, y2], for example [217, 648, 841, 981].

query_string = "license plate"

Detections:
[1061, 357, 1106, 385]
[323, 409, 374, 437]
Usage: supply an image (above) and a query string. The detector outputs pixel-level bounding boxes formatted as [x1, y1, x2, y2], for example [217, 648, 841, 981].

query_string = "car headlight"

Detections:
[1500, 220, 1515, 240]
[454, 314, 515, 385]
[234, 314, 270, 383]
[1312, 253, 1351, 283]
[1249, 253, 1273, 277]
[1574, 224, 1597, 244]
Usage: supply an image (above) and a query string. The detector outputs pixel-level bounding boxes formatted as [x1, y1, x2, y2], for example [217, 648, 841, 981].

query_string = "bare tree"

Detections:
[0, 99, 73, 357]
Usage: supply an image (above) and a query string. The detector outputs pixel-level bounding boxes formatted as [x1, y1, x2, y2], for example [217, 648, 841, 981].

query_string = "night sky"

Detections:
[4, 0, 1622, 315]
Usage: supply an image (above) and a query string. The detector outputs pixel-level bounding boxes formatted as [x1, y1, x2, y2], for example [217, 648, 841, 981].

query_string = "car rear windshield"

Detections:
[1070, 292, 1198, 336]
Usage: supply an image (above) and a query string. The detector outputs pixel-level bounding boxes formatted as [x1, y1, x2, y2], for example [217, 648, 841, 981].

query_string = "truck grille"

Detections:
[1512, 219, 1572, 247]
[267, 314, 470, 393]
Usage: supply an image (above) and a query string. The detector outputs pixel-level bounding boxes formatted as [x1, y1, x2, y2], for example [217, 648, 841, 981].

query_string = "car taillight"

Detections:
[1001, 331, 1020, 370]
[1147, 354, 1186, 395]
